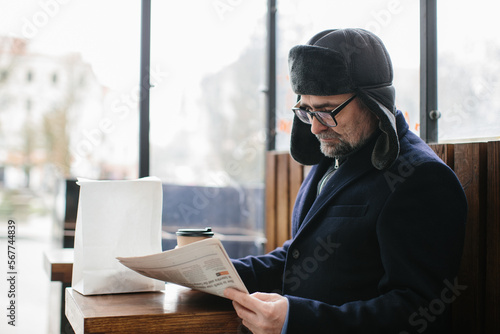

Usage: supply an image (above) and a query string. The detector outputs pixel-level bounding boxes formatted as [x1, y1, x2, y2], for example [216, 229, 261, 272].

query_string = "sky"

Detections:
[1, 1, 141, 89]
[0, 0, 266, 91]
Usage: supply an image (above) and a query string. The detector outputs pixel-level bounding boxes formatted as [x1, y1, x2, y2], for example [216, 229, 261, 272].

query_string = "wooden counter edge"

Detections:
[64, 287, 242, 334]
[43, 248, 74, 283]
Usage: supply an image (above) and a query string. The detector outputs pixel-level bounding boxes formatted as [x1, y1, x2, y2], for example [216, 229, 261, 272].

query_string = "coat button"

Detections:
[292, 249, 300, 259]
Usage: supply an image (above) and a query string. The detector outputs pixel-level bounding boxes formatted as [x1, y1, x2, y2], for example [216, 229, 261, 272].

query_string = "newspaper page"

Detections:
[117, 238, 248, 298]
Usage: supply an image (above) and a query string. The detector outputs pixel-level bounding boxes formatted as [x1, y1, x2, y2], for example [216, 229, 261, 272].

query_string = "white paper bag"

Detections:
[71, 177, 165, 295]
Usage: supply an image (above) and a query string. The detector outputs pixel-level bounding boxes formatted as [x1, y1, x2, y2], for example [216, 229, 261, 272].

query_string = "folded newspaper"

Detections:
[117, 238, 248, 298]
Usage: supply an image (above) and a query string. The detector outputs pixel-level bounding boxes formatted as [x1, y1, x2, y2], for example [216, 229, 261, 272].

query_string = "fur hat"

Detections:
[288, 28, 399, 169]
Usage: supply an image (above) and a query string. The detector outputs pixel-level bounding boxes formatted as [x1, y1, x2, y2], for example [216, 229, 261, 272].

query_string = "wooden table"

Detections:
[43, 248, 74, 283]
[44, 248, 75, 333]
[65, 283, 242, 333]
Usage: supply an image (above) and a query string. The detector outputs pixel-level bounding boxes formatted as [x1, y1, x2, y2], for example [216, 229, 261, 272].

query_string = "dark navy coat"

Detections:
[233, 111, 467, 333]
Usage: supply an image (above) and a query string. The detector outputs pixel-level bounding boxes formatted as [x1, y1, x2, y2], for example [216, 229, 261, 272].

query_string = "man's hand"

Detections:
[224, 288, 288, 334]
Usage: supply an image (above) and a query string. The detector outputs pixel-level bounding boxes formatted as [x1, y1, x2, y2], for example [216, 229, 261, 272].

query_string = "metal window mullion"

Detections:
[266, 0, 277, 151]
[139, 0, 151, 177]
[420, 0, 438, 143]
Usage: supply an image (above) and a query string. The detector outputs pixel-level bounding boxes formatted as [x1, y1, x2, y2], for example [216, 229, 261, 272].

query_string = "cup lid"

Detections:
[176, 227, 214, 237]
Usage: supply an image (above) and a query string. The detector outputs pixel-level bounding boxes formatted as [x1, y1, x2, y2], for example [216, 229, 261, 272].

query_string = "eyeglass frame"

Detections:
[292, 94, 357, 128]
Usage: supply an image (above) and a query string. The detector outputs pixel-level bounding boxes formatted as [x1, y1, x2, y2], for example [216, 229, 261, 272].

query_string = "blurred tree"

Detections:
[42, 99, 73, 177]
[200, 34, 266, 185]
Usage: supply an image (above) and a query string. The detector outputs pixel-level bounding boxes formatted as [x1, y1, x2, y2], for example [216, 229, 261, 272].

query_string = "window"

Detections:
[150, 0, 267, 257]
[275, 0, 420, 150]
[437, 0, 500, 141]
[0, 2, 141, 329]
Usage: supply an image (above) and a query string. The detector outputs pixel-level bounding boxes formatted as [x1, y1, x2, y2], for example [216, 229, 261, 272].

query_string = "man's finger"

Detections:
[224, 288, 262, 312]
[232, 300, 256, 320]
[224, 287, 247, 303]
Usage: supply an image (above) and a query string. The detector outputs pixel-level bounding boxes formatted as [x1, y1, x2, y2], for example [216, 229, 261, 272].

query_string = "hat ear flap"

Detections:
[290, 114, 323, 165]
[357, 88, 399, 170]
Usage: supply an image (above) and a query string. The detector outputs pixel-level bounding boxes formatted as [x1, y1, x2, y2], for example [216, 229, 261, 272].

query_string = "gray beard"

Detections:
[318, 135, 371, 158]
[319, 139, 353, 158]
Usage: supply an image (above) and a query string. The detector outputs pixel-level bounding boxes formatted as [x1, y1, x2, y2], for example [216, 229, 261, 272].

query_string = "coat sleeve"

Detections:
[284, 162, 467, 333]
[232, 240, 291, 293]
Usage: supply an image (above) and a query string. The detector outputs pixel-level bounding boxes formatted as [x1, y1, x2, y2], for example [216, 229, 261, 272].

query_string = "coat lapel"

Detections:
[295, 140, 376, 237]
[291, 158, 332, 235]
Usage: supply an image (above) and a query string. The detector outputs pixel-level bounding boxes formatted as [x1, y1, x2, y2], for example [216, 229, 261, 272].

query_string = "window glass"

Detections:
[0, 1, 140, 187]
[275, 0, 420, 150]
[150, 1, 267, 257]
[437, 0, 500, 141]
[0, 1, 140, 332]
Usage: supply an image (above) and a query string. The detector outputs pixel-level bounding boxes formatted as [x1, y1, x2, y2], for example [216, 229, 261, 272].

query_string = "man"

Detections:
[224, 28, 467, 334]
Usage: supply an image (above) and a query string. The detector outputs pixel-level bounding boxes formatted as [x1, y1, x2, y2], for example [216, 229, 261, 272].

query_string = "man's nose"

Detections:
[310, 115, 328, 135]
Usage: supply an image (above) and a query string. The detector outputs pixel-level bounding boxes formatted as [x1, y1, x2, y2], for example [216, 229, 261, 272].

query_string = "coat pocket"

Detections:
[325, 204, 369, 218]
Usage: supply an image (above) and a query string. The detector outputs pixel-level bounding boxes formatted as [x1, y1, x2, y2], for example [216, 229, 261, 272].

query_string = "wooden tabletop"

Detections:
[43, 248, 74, 283]
[65, 283, 242, 334]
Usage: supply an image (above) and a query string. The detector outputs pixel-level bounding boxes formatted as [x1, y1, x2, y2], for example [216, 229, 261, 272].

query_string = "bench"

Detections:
[265, 141, 500, 333]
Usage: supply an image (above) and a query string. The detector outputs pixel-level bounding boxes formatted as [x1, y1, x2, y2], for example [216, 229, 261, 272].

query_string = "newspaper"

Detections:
[117, 238, 248, 298]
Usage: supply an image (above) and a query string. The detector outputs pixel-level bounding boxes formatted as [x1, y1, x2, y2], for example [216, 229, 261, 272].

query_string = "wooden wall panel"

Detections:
[486, 141, 500, 333]
[451, 143, 487, 334]
[276, 154, 290, 249]
[265, 153, 277, 253]
[430, 143, 455, 168]
[265, 152, 304, 252]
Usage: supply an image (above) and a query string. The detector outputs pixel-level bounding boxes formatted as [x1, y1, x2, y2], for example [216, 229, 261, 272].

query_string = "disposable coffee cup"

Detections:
[176, 227, 214, 247]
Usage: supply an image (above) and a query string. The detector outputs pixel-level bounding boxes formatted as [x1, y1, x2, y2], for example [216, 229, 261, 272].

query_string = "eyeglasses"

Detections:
[292, 94, 357, 127]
